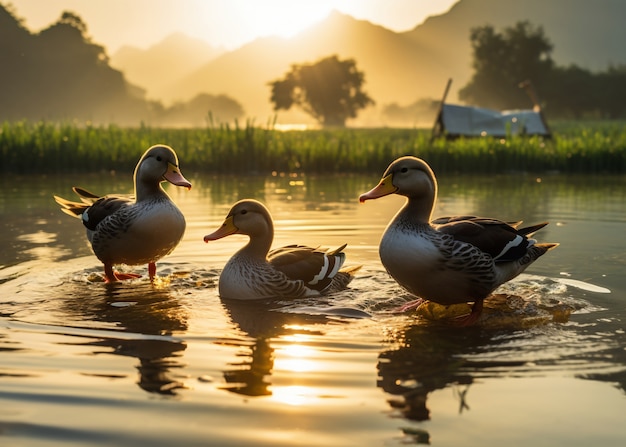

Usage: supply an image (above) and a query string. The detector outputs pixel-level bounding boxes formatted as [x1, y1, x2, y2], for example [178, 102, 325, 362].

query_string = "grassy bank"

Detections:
[1, 120, 624, 174]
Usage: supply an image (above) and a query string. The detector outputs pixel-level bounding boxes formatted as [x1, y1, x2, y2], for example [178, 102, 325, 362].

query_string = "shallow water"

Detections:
[1, 171, 625, 446]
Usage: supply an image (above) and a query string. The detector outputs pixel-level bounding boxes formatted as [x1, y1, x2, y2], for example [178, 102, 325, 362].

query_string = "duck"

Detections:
[203, 199, 359, 300]
[54, 144, 191, 282]
[359, 156, 558, 325]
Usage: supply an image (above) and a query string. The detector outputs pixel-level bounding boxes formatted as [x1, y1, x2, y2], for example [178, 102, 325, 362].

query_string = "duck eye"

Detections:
[400, 167, 408, 173]
[240, 210, 247, 215]
[156, 156, 162, 162]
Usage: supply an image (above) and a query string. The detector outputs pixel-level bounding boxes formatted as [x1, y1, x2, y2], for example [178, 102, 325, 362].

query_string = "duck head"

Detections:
[135, 145, 191, 196]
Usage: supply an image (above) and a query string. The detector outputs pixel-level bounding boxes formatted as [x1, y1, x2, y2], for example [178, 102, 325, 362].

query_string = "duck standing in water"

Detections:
[359, 156, 558, 325]
[54, 144, 191, 282]
[204, 199, 359, 300]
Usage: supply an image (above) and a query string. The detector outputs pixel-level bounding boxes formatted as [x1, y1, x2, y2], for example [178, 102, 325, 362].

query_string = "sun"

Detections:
[234, 0, 338, 38]
[189, 0, 340, 48]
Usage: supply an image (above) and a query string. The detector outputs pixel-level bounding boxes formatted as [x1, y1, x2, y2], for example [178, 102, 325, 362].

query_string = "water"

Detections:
[1, 171, 625, 446]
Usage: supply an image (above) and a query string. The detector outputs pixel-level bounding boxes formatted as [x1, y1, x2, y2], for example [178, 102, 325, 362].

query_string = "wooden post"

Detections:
[430, 78, 453, 142]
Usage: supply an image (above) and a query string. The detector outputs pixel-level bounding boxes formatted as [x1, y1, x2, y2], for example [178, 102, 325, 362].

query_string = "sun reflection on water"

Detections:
[275, 343, 318, 374]
[269, 331, 333, 406]
[271, 385, 316, 406]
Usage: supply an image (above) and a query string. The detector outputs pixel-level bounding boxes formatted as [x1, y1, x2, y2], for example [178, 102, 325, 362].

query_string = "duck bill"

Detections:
[204, 216, 238, 242]
[359, 173, 397, 203]
[164, 162, 192, 189]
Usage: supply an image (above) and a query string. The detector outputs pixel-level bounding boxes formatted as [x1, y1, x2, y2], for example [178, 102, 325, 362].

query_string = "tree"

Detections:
[459, 19, 626, 119]
[269, 55, 374, 127]
[0, 5, 150, 124]
[459, 21, 554, 110]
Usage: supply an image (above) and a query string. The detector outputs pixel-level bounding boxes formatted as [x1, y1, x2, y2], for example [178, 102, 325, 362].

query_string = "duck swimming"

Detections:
[204, 199, 359, 300]
[54, 144, 191, 282]
[359, 156, 558, 325]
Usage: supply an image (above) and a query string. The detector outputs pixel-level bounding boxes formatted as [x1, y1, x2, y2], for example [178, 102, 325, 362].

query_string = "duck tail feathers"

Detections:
[518, 222, 549, 237]
[327, 243, 348, 256]
[53, 195, 87, 218]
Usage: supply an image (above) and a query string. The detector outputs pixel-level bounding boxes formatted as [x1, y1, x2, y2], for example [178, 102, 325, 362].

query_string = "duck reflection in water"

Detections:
[63, 279, 189, 395]
[378, 322, 526, 423]
[218, 298, 332, 397]
[378, 295, 572, 423]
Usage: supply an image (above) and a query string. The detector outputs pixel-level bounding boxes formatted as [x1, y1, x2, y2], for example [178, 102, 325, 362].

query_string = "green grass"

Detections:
[1, 119, 625, 174]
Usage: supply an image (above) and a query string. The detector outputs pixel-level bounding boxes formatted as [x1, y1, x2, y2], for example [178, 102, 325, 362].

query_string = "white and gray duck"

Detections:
[204, 199, 359, 300]
[54, 144, 191, 282]
[359, 156, 558, 325]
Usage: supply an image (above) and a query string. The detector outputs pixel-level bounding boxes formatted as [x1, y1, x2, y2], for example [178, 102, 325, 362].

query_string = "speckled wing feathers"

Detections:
[81, 196, 133, 231]
[89, 203, 138, 247]
[268, 244, 347, 292]
[54, 189, 134, 232]
[433, 216, 547, 262]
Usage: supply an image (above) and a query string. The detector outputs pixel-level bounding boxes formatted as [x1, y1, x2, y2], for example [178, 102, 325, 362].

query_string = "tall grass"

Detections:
[1, 119, 624, 174]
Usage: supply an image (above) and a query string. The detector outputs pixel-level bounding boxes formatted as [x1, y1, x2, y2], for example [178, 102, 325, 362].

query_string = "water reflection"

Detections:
[192, 172, 370, 211]
[378, 302, 626, 431]
[62, 280, 189, 395]
[378, 323, 515, 422]
[218, 298, 332, 398]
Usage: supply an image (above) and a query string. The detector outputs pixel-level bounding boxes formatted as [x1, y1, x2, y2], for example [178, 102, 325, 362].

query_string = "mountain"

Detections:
[110, 33, 225, 102]
[169, 11, 452, 124]
[164, 0, 626, 125]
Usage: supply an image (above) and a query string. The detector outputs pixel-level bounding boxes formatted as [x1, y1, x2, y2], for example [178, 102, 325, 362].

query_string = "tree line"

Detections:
[0, 4, 243, 126]
[460, 21, 626, 119]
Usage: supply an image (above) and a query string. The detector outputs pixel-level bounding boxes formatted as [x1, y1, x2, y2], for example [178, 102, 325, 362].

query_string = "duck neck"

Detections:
[401, 198, 433, 224]
[401, 189, 436, 224]
[135, 179, 167, 202]
[239, 222, 274, 260]
[398, 167, 438, 224]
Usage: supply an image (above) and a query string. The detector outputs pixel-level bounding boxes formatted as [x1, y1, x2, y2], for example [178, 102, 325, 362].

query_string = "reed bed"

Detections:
[1, 119, 624, 174]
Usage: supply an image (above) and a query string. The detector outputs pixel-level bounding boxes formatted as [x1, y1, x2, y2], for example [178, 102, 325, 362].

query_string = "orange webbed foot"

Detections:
[104, 264, 141, 282]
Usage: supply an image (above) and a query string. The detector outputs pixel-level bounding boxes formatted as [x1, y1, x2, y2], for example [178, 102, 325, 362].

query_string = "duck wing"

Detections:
[268, 244, 347, 292]
[80, 196, 134, 231]
[432, 215, 522, 228]
[54, 188, 134, 231]
[433, 216, 548, 262]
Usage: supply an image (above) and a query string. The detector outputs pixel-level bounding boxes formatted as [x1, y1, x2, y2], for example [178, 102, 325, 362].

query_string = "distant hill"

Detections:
[158, 0, 626, 125]
[403, 0, 626, 96]
[0, 4, 151, 125]
[168, 11, 451, 125]
[110, 33, 224, 102]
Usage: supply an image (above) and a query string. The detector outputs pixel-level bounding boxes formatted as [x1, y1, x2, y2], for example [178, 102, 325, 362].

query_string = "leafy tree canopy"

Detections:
[269, 55, 374, 127]
[0, 4, 244, 126]
[459, 20, 626, 119]
[460, 21, 554, 110]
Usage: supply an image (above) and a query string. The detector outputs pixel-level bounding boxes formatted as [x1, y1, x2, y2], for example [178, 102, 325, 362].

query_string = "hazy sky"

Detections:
[7, 0, 458, 52]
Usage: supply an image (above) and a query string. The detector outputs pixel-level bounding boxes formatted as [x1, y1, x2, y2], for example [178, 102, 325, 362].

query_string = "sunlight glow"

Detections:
[232, 1, 336, 39]
[275, 343, 318, 373]
[9, 0, 460, 52]
[281, 330, 314, 341]
[272, 385, 317, 406]
[191, 0, 338, 46]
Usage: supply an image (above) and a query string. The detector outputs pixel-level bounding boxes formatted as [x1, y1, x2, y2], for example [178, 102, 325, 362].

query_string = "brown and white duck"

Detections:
[359, 156, 558, 325]
[54, 144, 191, 282]
[204, 199, 359, 300]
